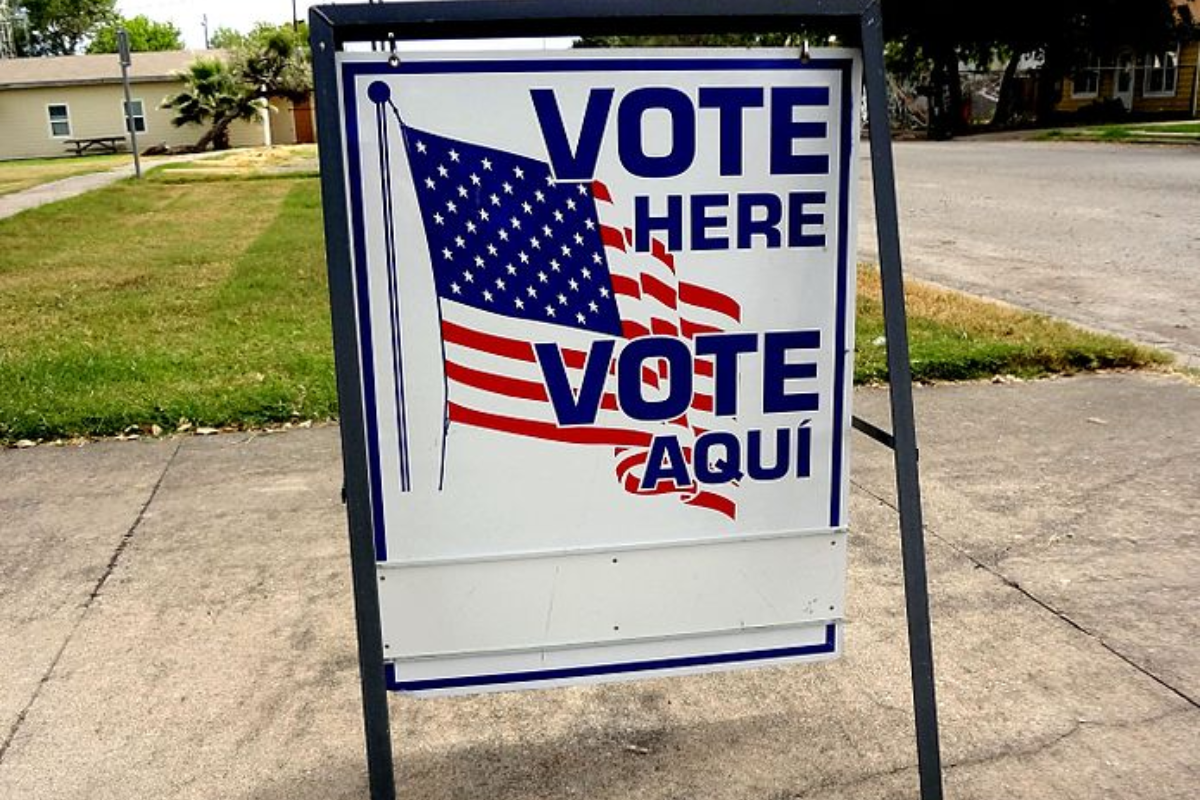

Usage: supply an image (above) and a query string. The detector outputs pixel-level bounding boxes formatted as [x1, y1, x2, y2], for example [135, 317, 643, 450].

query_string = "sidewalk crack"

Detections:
[786, 707, 1193, 798]
[0, 440, 183, 765]
[850, 478, 1200, 711]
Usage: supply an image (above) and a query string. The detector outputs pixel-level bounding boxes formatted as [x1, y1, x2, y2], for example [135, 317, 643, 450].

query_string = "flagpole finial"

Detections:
[368, 80, 391, 105]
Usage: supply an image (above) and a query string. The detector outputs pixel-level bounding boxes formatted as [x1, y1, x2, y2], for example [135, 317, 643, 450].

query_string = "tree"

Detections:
[162, 24, 312, 151]
[576, 29, 840, 50]
[161, 57, 261, 151]
[208, 25, 244, 50]
[234, 22, 312, 101]
[883, 0, 1187, 135]
[17, 0, 114, 55]
[86, 14, 182, 54]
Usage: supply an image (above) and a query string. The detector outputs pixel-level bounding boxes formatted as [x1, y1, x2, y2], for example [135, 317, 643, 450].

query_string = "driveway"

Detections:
[858, 140, 1200, 366]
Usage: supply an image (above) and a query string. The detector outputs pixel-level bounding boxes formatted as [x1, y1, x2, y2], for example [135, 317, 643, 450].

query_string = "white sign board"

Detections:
[335, 49, 860, 695]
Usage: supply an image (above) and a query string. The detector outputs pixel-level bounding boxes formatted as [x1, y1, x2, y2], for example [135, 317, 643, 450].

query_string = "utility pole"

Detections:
[117, 28, 142, 179]
[202, 13, 210, 49]
[292, 0, 298, 32]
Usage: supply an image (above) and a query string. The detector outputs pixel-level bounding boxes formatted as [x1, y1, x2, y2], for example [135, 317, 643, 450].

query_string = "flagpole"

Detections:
[374, 82, 453, 489]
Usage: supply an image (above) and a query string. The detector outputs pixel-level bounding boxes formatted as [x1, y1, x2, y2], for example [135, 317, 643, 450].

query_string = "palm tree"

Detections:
[162, 57, 260, 151]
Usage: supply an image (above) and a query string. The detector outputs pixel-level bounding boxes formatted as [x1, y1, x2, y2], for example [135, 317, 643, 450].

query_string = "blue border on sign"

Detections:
[386, 622, 838, 692]
[339, 56, 853, 689]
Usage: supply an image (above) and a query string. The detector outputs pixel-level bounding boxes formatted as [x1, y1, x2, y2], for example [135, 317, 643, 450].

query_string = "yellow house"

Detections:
[1057, 1, 1200, 119]
[0, 50, 314, 161]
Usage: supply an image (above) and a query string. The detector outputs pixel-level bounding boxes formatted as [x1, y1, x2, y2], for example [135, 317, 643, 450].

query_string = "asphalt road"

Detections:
[858, 140, 1200, 366]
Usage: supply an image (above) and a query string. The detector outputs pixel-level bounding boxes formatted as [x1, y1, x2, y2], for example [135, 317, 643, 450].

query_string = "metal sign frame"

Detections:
[309, 2, 941, 799]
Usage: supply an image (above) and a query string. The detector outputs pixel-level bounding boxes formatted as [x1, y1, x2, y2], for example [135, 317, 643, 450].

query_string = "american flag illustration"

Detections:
[398, 120, 742, 519]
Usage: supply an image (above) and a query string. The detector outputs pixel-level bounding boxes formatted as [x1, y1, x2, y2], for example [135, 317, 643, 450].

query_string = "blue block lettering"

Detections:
[770, 86, 830, 176]
[695, 332, 757, 416]
[736, 193, 783, 249]
[695, 431, 743, 484]
[690, 194, 729, 251]
[698, 86, 764, 176]
[747, 428, 790, 481]
[634, 195, 684, 252]
[788, 191, 826, 248]
[618, 337, 693, 421]
[531, 88, 613, 181]
[534, 339, 614, 425]
[641, 435, 693, 491]
[618, 88, 696, 178]
[796, 424, 812, 477]
[763, 330, 820, 413]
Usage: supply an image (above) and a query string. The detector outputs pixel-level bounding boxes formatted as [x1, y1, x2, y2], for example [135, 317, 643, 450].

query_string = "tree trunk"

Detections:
[927, 42, 960, 140]
[1035, 46, 1061, 126]
[992, 52, 1022, 128]
[194, 116, 236, 151]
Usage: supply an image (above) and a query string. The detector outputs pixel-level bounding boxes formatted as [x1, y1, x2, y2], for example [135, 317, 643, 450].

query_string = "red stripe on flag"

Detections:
[612, 274, 641, 299]
[651, 238, 675, 272]
[600, 224, 626, 251]
[622, 320, 650, 339]
[591, 180, 612, 203]
[692, 392, 713, 413]
[686, 491, 737, 520]
[695, 358, 714, 378]
[680, 282, 741, 322]
[442, 320, 588, 369]
[449, 403, 651, 447]
[641, 273, 677, 309]
[622, 472, 694, 496]
[651, 318, 678, 337]
[442, 320, 534, 362]
[445, 361, 547, 402]
[681, 319, 722, 339]
[615, 449, 648, 480]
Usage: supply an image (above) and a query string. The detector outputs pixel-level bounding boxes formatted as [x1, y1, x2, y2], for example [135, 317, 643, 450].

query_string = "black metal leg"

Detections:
[860, 4, 945, 799]
[310, 11, 398, 800]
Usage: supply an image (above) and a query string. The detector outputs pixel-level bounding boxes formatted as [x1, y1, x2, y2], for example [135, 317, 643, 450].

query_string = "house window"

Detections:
[123, 99, 147, 133]
[47, 104, 71, 138]
[1144, 46, 1179, 96]
[1071, 58, 1101, 98]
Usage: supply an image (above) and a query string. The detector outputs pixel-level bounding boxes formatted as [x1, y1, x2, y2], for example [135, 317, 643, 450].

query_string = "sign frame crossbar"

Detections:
[309, 2, 942, 799]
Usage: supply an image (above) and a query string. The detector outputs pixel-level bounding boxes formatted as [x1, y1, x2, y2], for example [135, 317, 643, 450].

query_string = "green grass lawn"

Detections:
[1040, 122, 1200, 143]
[0, 171, 1170, 443]
[0, 154, 131, 197]
[1142, 122, 1200, 135]
[0, 174, 336, 442]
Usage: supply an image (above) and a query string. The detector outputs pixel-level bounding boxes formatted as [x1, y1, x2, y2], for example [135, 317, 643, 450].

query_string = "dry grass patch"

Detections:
[152, 145, 319, 183]
[854, 265, 1169, 382]
[0, 154, 132, 197]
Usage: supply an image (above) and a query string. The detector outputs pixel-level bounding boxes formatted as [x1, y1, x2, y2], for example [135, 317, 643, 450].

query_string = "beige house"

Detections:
[1056, 0, 1200, 119]
[0, 50, 315, 161]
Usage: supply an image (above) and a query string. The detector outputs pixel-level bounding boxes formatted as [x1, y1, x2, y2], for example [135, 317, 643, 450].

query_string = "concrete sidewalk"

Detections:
[1, 372, 1196, 799]
[0, 155, 210, 220]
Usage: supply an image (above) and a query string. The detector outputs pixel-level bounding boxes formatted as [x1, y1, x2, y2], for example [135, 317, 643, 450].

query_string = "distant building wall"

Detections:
[1057, 41, 1200, 119]
[0, 80, 302, 160]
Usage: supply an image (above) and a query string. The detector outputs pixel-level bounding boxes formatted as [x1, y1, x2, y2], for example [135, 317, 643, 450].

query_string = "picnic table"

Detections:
[64, 136, 127, 156]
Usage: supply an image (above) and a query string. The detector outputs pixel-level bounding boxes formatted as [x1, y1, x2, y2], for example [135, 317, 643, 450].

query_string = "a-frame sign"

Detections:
[310, 2, 943, 799]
